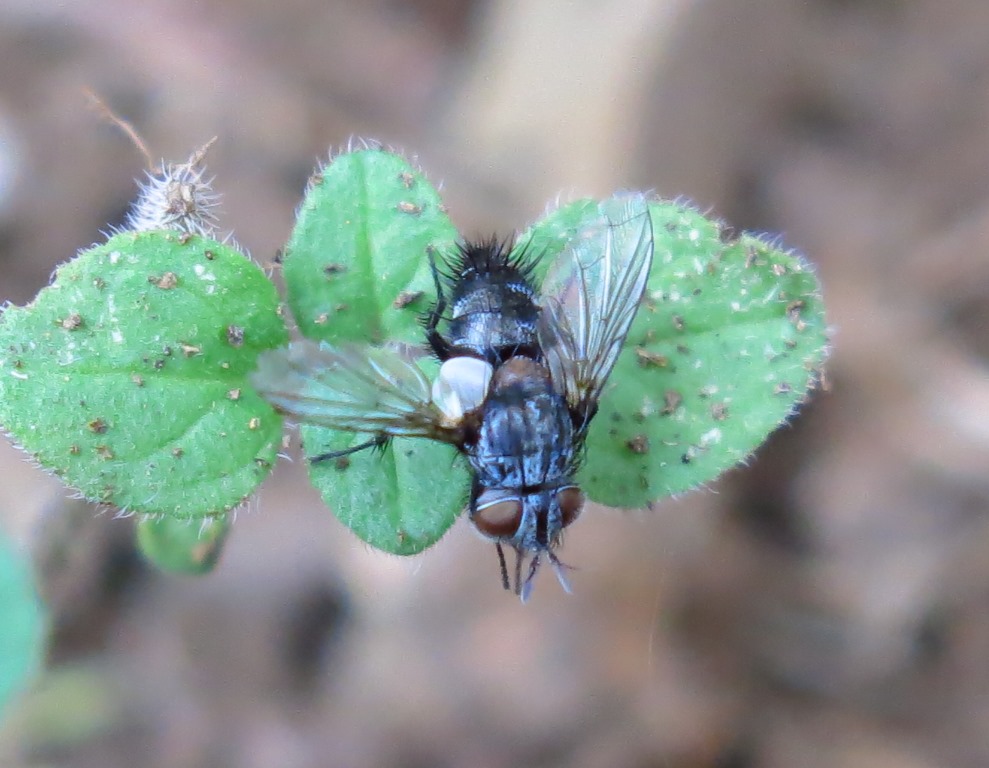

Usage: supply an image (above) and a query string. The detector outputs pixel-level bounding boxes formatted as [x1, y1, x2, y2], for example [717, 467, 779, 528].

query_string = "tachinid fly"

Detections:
[252, 194, 654, 601]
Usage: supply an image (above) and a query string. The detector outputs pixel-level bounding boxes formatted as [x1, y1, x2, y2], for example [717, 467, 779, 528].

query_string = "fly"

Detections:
[252, 194, 655, 601]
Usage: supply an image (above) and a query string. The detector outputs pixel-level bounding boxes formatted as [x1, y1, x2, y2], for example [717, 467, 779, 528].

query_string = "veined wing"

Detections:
[537, 193, 654, 428]
[251, 340, 460, 442]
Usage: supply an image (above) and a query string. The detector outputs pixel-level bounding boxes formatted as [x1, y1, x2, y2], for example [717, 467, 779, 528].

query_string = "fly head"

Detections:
[470, 483, 584, 602]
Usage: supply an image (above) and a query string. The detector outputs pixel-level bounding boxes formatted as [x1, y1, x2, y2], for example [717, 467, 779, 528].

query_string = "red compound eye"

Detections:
[557, 487, 584, 529]
[473, 499, 523, 539]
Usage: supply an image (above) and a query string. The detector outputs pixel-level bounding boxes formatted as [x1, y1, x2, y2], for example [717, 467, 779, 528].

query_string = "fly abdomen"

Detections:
[426, 238, 542, 364]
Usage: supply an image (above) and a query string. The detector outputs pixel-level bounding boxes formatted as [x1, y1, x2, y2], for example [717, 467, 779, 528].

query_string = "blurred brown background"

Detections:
[2, 1, 989, 766]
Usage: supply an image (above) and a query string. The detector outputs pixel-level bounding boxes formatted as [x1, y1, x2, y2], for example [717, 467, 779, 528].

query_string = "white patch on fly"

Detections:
[432, 356, 493, 422]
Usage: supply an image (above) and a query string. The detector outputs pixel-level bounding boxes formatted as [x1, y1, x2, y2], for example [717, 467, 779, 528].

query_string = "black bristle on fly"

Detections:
[445, 236, 538, 284]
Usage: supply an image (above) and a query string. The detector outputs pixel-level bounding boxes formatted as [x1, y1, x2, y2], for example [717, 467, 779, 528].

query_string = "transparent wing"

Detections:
[251, 340, 459, 441]
[537, 193, 654, 427]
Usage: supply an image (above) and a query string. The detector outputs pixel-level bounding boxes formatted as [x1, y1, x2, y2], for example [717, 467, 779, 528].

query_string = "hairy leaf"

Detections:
[282, 149, 466, 554]
[0, 232, 287, 518]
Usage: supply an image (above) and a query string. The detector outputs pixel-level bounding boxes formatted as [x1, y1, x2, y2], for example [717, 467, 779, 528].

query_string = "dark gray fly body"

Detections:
[253, 194, 655, 601]
[423, 238, 584, 596]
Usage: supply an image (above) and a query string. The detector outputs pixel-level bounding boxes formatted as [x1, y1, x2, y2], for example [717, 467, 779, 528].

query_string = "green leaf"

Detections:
[515, 198, 600, 272]
[0, 527, 45, 717]
[284, 148, 459, 345]
[0, 231, 288, 518]
[136, 514, 230, 574]
[282, 148, 468, 554]
[301, 421, 465, 556]
[576, 201, 827, 506]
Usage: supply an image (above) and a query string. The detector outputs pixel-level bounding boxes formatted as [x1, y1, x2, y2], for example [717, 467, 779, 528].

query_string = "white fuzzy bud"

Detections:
[125, 146, 220, 237]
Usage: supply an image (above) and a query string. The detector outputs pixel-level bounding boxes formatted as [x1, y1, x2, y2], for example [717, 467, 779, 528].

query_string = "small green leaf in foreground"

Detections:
[0, 231, 288, 518]
[282, 148, 467, 554]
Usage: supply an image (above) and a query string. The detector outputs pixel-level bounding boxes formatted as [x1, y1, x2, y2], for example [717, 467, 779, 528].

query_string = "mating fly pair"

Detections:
[252, 194, 655, 601]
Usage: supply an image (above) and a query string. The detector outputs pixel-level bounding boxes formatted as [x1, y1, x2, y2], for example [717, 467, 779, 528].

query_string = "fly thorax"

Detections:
[468, 357, 575, 488]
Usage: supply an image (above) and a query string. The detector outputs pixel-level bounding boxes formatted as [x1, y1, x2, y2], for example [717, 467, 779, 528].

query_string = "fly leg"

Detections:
[495, 543, 511, 592]
[424, 246, 454, 360]
[309, 434, 389, 463]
